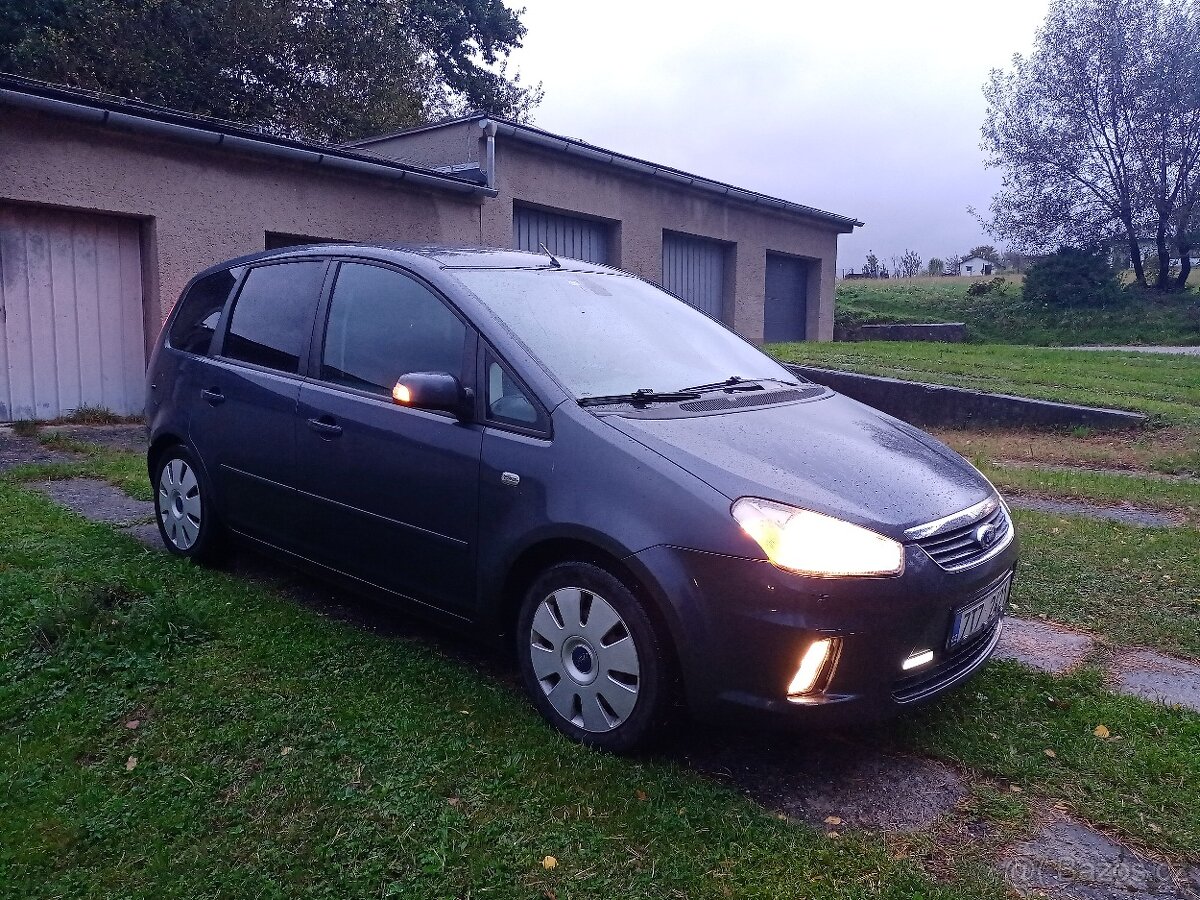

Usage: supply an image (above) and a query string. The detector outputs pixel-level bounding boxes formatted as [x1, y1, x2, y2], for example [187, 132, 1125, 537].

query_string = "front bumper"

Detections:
[625, 537, 1018, 727]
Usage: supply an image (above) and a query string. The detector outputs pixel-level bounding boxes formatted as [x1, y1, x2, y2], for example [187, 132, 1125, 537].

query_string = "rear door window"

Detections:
[320, 262, 467, 396]
[223, 261, 326, 374]
[168, 269, 238, 355]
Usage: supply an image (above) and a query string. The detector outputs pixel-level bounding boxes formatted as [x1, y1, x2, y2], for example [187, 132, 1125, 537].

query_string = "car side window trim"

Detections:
[308, 258, 478, 404]
[213, 258, 331, 377]
[477, 341, 552, 438]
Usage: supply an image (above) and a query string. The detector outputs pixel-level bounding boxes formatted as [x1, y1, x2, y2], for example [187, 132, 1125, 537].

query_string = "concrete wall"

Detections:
[369, 129, 845, 342]
[1, 109, 484, 329]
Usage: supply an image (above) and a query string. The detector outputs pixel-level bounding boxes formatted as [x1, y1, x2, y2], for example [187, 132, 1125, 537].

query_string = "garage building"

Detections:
[1, 75, 860, 421]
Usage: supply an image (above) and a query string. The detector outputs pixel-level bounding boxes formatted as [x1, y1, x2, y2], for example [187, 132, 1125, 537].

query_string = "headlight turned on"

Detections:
[732, 497, 904, 578]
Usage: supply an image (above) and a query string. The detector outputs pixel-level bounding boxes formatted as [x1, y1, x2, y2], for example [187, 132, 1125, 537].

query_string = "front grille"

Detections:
[892, 617, 1001, 703]
[915, 503, 1010, 571]
[678, 386, 822, 412]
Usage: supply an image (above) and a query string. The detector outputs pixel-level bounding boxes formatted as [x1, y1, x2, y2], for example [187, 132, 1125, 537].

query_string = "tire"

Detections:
[516, 561, 675, 753]
[152, 444, 227, 564]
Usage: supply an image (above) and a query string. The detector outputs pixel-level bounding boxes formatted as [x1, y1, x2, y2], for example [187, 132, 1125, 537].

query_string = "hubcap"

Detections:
[529, 587, 641, 733]
[157, 458, 202, 551]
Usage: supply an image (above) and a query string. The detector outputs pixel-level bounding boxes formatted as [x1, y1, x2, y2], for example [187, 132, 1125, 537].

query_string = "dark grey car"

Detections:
[146, 245, 1017, 751]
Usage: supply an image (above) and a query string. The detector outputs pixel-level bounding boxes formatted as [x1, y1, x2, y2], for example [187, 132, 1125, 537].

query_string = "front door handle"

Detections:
[200, 388, 225, 405]
[307, 416, 343, 437]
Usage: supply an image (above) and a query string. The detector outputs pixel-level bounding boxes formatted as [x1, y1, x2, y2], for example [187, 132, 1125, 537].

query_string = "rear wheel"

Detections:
[517, 561, 674, 753]
[153, 445, 226, 564]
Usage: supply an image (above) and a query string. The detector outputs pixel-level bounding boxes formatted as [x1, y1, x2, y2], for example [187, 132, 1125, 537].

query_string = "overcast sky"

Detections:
[505, 0, 1052, 272]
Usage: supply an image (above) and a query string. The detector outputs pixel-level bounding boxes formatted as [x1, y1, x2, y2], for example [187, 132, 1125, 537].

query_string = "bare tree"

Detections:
[981, 0, 1200, 290]
[945, 254, 964, 276]
[899, 250, 923, 278]
[862, 252, 882, 278]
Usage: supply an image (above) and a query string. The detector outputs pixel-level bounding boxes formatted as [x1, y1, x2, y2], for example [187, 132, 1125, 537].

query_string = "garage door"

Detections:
[764, 253, 809, 342]
[661, 231, 727, 320]
[0, 204, 146, 421]
[513, 205, 610, 264]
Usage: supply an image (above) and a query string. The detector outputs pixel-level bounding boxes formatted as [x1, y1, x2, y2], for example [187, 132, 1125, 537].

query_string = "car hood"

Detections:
[604, 392, 993, 538]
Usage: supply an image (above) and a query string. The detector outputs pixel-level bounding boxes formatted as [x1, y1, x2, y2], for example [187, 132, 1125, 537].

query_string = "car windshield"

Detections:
[452, 269, 796, 400]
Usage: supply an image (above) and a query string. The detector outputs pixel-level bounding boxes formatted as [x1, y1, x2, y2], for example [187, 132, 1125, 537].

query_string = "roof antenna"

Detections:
[538, 242, 562, 268]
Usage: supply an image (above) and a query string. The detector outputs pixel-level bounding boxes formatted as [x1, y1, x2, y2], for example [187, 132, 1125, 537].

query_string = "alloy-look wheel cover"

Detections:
[158, 458, 202, 550]
[529, 586, 642, 732]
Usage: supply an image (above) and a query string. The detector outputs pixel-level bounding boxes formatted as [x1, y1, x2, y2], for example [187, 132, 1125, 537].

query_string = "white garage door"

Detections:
[0, 204, 146, 421]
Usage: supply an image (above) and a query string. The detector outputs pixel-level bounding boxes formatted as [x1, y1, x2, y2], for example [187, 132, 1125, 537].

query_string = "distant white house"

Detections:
[958, 256, 1005, 276]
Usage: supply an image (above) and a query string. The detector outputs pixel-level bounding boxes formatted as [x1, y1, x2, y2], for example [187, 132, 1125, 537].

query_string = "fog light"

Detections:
[902, 649, 934, 671]
[788, 638, 834, 697]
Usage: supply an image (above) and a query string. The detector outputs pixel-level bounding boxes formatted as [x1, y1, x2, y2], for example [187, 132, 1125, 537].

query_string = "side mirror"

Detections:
[393, 372, 472, 419]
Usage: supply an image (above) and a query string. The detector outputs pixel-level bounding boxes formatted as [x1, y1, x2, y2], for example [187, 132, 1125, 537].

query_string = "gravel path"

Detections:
[1067, 345, 1200, 356]
[1006, 495, 1186, 528]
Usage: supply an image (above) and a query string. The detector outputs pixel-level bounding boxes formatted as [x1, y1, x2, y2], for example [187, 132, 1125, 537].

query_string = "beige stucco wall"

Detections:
[363, 128, 846, 342]
[1, 109, 484, 332]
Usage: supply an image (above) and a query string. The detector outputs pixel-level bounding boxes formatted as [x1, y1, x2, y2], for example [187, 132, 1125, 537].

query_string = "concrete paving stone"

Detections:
[0, 431, 80, 473]
[119, 521, 164, 548]
[31, 478, 155, 527]
[994, 617, 1096, 674]
[1007, 495, 1186, 528]
[1002, 816, 1200, 899]
[1109, 649, 1200, 714]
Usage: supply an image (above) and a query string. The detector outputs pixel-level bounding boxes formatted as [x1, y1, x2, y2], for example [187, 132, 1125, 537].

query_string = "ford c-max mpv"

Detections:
[146, 245, 1017, 752]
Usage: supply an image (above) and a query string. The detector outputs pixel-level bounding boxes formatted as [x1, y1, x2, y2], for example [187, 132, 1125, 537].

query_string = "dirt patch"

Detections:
[0, 430, 80, 473]
[996, 460, 1200, 483]
[30, 478, 155, 526]
[675, 728, 965, 833]
[45, 424, 148, 454]
[1001, 815, 1200, 899]
[1108, 649, 1200, 714]
[994, 617, 1097, 674]
[1006, 495, 1186, 528]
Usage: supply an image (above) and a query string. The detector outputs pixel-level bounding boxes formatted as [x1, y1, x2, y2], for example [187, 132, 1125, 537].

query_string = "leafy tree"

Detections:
[927, 258, 945, 277]
[981, 0, 1200, 290]
[862, 252, 882, 278]
[899, 249, 923, 278]
[965, 245, 1000, 264]
[0, 0, 540, 142]
[944, 254, 964, 276]
[1023, 247, 1123, 307]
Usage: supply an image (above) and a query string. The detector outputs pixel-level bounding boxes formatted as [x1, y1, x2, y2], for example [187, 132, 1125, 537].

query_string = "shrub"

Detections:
[1023, 248, 1122, 307]
[967, 277, 1007, 296]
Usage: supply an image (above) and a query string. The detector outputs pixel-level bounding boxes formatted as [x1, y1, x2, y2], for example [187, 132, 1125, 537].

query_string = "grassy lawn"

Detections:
[834, 277, 1200, 346]
[3, 445, 1200, 895]
[769, 341, 1200, 425]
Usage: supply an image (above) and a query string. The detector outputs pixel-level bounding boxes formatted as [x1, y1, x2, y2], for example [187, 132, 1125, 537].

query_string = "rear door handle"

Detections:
[200, 388, 225, 405]
[307, 416, 343, 437]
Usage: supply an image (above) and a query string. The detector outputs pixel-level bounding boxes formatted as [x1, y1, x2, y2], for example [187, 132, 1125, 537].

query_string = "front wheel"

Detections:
[516, 562, 675, 753]
[153, 444, 226, 564]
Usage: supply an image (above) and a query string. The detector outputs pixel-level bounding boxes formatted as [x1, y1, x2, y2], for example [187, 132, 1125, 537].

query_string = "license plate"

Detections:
[948, 576, 1011, 649]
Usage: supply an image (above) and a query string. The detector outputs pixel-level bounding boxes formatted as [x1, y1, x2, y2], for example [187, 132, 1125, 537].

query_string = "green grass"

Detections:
[977, 462, 1200, 520]
[835, 278, 1200, 346]
[4, 449, 1200, 894]
[1010, 509, 1200, 660]
[768, 342, 1200, 425]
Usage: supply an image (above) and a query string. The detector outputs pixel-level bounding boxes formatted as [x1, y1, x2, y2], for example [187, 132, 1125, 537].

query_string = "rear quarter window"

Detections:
[167, 269, 238, 355]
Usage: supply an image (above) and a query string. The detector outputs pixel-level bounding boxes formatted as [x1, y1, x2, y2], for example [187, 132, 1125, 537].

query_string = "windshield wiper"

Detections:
[679, 375, 799, 393]
[578, 388, 702, 407]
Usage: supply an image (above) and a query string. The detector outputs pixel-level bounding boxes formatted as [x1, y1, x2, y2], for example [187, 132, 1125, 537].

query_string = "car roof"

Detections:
[192, 243, 625, 279]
